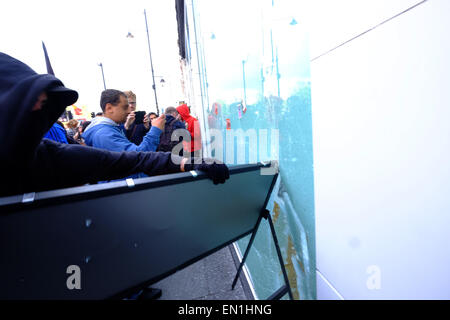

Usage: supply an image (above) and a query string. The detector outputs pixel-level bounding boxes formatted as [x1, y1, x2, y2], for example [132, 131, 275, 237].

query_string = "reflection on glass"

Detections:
[191, 0, 315, 299]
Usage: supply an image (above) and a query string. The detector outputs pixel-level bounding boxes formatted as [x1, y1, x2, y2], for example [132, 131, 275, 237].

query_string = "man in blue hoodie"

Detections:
[83, 89, 165, 152]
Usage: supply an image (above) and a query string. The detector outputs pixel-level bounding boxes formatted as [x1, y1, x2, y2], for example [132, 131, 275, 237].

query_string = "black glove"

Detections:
[185, 158, 230, 185]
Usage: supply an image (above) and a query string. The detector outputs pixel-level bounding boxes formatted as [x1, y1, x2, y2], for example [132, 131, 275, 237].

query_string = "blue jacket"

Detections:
[43, 122, 68, 144]
[82, 116, 161, 152]
[82, 116, 163, 180]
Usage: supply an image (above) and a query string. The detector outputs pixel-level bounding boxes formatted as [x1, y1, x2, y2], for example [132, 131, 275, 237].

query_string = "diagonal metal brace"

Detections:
[231, 173, 294, 300]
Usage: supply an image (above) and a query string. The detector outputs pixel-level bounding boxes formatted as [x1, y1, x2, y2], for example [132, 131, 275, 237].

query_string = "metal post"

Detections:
[144, 9, 159, 115]
[98, 63, 106, 90]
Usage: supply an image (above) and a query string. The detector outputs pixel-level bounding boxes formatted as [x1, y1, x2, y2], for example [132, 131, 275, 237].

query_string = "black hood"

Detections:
[0, 52, 78, 170]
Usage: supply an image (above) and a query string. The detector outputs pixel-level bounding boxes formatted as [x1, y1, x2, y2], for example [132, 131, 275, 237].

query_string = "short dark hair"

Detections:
[149, 112, 158, 117]
[100, 89, 126, 112]
[165, 107, 178, 115]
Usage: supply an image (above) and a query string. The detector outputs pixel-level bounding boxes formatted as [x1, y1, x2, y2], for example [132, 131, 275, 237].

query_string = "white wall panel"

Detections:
[301, 0, 423, 59]
[312, 0, 450, 299]
[316, 271, 344, 300]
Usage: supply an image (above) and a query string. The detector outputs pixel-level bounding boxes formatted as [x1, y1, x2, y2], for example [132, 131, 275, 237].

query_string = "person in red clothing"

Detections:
[176, 103, 202, 159]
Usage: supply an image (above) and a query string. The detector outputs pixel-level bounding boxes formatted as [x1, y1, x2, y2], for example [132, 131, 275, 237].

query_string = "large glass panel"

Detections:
[190, 0, 315, 299]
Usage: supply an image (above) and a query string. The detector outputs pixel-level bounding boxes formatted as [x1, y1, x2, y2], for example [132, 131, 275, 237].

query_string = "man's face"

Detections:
[107, 95, 129, 123]
[149, 113, 157, 123]
[128, 98, 136, 112]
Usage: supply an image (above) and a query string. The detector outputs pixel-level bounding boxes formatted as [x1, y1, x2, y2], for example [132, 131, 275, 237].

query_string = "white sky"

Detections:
[1, 0, 311, 115]
[1, 0, 183, 114]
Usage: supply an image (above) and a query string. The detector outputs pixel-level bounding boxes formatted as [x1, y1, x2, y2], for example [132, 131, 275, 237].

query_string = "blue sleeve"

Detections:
[92, 126, 161, 152]
[91, 127, 134, 152]
[135, 126, 162, 152]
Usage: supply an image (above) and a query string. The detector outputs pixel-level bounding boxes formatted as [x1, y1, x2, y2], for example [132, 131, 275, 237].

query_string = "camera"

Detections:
[134, 111, 146, 125]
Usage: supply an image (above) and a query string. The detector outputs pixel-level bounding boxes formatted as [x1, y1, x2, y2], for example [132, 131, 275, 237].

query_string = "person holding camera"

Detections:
[123, 90, 151, 145]
[83, 89, 166, 153]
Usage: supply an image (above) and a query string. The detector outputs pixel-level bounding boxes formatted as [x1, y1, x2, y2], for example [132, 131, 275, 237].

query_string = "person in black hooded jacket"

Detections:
[0, 52, 229, 197]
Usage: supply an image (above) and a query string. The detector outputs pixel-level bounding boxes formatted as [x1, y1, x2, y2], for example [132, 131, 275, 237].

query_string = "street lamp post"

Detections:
[98, 63, 106, 90]
[144, 9, 159, 115]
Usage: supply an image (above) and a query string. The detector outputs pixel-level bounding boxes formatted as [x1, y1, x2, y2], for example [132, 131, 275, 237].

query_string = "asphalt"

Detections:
[152, 245, 255, 300]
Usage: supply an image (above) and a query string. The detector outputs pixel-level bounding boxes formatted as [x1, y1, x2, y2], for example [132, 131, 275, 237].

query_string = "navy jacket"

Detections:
[157, 114, 186, 152]
[125, 123, 150, 145]
[0, 52, 182, 197]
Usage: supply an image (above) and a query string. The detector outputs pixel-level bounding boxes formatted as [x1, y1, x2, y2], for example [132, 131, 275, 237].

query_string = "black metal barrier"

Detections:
[0, 163, 292, 300]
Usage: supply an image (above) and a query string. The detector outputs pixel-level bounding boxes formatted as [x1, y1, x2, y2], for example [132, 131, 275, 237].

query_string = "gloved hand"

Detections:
[185, 158, 230, 185]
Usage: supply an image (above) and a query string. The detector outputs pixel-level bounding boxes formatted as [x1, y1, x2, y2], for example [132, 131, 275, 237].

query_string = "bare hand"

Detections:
[124, 112, 135, 130]
[143, 114, 150, 130]
[151, 114, 166, 131]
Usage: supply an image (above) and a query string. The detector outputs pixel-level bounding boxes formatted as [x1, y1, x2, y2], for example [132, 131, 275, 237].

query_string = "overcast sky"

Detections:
[1, 0, 183, 114]
[1, 0, 312, 115]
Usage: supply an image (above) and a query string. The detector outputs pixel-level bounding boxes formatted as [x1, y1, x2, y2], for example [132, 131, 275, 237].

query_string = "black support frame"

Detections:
[231, 173, 294, 300]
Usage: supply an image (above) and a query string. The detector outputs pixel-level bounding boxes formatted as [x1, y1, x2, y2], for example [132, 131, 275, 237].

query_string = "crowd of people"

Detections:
[54, 91, 203, 162]
[0, 52, 230, 198]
